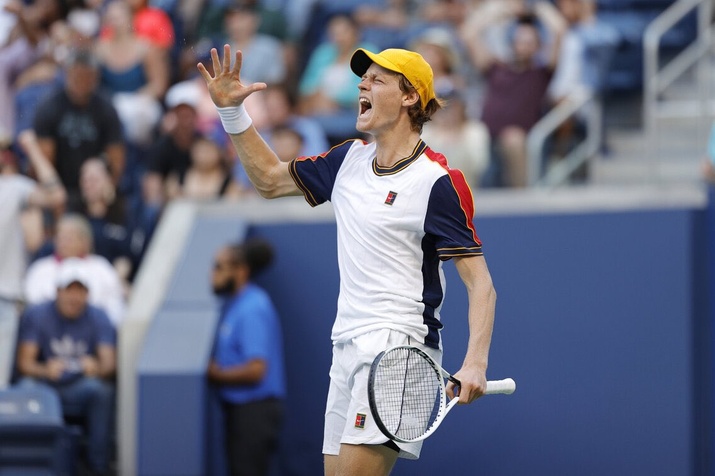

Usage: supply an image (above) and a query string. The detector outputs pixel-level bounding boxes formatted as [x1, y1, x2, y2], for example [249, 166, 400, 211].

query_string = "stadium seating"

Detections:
[598, 0, 698, 91]
[0, 386, 78, 475]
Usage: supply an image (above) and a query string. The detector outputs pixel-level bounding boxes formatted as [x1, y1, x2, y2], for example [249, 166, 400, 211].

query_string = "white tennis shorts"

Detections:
[322, 328, 442, 460]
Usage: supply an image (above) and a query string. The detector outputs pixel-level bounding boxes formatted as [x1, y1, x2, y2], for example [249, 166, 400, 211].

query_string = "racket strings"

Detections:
[373, 348, 442, 441]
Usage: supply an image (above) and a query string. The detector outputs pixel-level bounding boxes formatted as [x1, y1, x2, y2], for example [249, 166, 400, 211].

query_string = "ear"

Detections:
[402, 89, 420, 108]
[236, 262, 251, 285]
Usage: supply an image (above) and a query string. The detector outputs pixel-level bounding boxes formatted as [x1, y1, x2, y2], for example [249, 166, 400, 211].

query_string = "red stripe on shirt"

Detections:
[424, 147, 481, 246]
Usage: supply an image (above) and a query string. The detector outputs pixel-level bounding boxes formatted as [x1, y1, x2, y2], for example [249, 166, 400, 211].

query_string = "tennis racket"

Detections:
[367, 345, 515, 443]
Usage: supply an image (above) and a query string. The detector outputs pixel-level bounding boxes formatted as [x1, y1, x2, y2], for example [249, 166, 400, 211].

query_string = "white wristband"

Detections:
[216, 104, 253, 135]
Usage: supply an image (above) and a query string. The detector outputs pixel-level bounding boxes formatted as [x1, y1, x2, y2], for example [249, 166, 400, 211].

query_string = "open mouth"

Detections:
[359, 97, 372, 116]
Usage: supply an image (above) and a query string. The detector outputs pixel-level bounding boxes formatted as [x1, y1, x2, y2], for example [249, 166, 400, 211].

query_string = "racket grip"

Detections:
[485, 378, 516, 395]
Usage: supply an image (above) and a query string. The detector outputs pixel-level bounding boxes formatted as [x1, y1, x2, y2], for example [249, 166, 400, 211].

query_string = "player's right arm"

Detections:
[197, 45, 301, 199]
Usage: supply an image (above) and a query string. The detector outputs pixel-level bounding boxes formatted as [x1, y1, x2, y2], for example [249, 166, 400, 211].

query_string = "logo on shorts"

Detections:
[384, 191, 398, 206]
[354, 413, 367, 429]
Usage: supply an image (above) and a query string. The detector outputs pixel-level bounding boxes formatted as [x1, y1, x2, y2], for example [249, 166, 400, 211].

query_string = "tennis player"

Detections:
[198, 45, 496, 476]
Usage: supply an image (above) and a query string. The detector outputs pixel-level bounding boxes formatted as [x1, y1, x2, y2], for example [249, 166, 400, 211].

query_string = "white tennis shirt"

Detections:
[290, 139, 483, 349]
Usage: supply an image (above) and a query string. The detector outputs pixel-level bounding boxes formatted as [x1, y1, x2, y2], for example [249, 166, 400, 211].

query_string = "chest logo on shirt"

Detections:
[384, 191, 398, 206]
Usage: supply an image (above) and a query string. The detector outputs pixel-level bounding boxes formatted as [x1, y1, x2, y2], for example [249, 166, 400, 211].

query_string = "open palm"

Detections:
[197, 44, 267, 108]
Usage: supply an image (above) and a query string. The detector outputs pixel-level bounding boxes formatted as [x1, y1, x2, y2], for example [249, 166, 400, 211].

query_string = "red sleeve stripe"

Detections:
[423, 147, 481, 246]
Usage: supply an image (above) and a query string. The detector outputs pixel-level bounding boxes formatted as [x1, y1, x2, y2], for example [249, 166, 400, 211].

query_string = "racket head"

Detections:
[367, 345, 450, 443]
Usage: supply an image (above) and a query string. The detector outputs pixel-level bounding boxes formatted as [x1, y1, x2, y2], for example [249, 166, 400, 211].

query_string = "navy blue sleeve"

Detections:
[425, 172, 483, 260]
[32, 94, 61, 139]
[17, 306, 42, 344]
[288, 140, 356, 206]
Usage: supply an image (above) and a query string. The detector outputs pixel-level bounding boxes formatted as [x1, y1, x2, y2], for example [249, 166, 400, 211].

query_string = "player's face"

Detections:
[356, 63, 409, 136]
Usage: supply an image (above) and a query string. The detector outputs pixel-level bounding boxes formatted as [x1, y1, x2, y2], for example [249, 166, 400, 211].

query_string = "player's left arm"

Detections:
[447, 254, 496, 404]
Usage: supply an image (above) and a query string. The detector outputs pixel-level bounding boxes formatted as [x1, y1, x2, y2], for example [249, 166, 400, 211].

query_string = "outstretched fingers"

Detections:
[196, 61, 212, 82]
[232, 48, 244, 77]
[212, 47, 222, 76]
[196, 45, 267, 107]
[222, 44, 232, 74]
[196, 46, 237, 81]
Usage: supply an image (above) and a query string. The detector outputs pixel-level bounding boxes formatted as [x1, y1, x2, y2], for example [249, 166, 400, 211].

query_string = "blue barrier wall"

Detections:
[136, 197, 712, 476]
[136, 217, 248, 475]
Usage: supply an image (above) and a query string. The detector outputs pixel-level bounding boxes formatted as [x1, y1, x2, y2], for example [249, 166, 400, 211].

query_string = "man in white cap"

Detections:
[16, 257, 116, 476]
[198, 44, 497, 475]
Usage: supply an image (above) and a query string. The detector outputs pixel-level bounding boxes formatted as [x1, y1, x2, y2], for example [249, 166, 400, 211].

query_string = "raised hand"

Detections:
[197, 44, 267, 108]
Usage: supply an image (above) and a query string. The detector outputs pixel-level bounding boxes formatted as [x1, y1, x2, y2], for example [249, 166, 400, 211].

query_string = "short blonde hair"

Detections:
[397, 74, 442, 133]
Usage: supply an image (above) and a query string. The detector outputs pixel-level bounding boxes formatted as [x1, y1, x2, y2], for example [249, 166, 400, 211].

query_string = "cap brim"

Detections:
[350, 49, 373, 77]
[58, 279, 89, 289]
[350, 48, 402, 78]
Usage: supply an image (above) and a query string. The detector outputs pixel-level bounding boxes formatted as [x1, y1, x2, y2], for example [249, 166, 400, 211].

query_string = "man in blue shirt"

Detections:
[15, 257, 116, 476]
[208, 238, 286, 476]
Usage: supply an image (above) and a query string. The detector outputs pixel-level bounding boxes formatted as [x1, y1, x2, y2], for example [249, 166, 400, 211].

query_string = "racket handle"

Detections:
[486, 378, 516, 395]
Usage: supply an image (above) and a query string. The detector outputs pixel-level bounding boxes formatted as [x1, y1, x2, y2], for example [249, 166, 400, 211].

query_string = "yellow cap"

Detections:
[350, 48, 436, 109]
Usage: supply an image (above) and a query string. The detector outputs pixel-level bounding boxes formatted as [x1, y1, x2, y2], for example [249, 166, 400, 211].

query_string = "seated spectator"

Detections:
[548, 0, 619, 164]
[352, 0, 412, 50]
[257, 84, 329, 157]
[409, 27, 466, 106]
[460, 1, 567, 187]
[141, 80, 208, 242]
[222, 0, 286, 85]
[75, 157, 145, 290]
[32, 48, 125, 210]
[463, 0, 531, 63]
[163, 75, 223, 143]
[24, 213, 126, 327]
[165, 136, 244, 201]
[193, 0, 291, 59]
[298, 12, 376, 145]
[550, 0, 618, 102]
[421, 88, 490, 191]
[0, 140, 65, 389]
[15, 258, 116, 475]
[11, 16, 87, 153]
[0, 0, 62, 143]
[271, 125, 305, 163]
[418, 0, 471, 29]
[353, 0, 470, 51]
[102, 0, 175, 52]
[95, 0, 168, 147]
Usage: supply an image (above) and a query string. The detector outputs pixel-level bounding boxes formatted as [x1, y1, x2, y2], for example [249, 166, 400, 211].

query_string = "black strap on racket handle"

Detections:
[448, 376, 461, 387]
